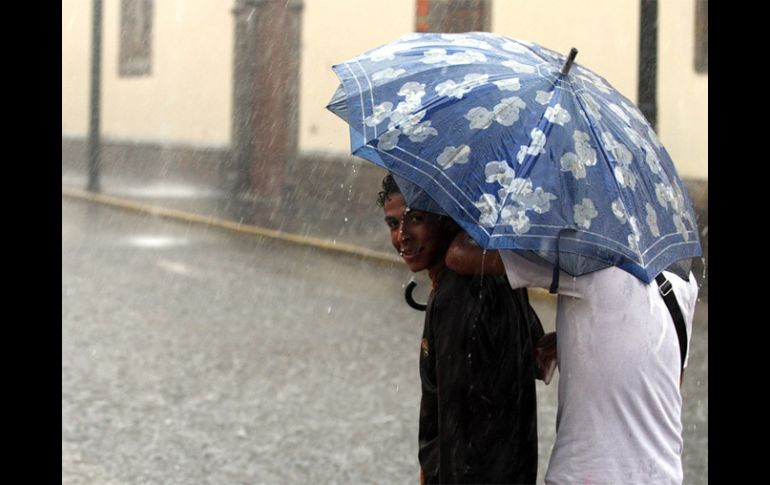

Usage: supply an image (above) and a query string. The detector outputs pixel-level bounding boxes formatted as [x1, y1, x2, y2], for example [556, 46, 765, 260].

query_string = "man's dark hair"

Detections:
[377, 174, 401, 207]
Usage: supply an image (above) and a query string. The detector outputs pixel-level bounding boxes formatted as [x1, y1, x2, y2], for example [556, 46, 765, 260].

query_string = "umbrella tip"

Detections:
[560, 47, 578, 76]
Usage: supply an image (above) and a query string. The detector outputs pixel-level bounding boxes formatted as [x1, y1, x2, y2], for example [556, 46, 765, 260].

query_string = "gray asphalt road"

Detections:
[62, 198, 707, 484]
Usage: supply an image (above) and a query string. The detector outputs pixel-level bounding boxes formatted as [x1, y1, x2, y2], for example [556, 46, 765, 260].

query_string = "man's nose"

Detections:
[397, 220, 412, 241]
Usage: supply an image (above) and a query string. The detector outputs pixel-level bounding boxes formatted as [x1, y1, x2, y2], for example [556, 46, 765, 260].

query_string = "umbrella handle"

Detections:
[405, 280, 427, 312]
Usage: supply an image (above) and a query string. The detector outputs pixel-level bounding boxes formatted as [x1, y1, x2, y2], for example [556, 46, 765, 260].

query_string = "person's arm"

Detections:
[534, 332, 558, 385]
[445, 231, 505, 276]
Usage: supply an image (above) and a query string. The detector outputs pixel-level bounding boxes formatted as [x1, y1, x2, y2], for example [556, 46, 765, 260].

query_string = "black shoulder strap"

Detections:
[655, 273, 688, 373]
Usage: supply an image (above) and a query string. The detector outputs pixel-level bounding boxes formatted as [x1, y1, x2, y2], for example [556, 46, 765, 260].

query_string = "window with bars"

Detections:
[119, 0, 153, 77]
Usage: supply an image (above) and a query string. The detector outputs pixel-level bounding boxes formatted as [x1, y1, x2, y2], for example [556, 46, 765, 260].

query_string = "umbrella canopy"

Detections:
[329, 32, 701, 283]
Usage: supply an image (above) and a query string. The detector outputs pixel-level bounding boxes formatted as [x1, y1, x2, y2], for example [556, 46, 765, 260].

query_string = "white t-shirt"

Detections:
[500, 251, 699, 485]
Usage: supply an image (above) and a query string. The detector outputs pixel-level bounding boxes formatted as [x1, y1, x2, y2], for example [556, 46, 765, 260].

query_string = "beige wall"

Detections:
[62, 0, 92, 136]
[492, 0, 639, 102]
[659, 0, 708, 179]
[299, 0, 415, 154]
[62, 0, 233, 147]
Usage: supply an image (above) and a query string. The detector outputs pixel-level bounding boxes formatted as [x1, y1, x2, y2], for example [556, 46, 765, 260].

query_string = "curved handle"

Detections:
[405, 280, 427, 311]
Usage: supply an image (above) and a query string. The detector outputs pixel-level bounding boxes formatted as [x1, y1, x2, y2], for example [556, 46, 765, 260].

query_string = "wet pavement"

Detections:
[62, 193, 707, 484]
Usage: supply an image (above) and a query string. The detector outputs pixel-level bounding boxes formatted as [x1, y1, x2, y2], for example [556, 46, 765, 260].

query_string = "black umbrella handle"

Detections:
[405, 280, 427, 311]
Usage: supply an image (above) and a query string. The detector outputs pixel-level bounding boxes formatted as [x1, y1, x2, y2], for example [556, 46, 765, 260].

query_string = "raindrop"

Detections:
[395, 384, 399, 392]
[344, 217, 349, 222]
[327, 306, 332, 313]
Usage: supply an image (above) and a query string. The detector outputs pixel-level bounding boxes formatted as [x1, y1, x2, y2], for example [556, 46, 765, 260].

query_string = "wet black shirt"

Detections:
[419, 269, 543, 484]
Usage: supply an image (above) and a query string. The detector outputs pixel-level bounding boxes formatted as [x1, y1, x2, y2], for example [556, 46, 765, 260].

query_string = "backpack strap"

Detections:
[655, 273, 688, 373]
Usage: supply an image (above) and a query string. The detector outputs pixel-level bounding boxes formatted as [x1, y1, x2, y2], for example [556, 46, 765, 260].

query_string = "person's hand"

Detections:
[420, 468, 425, 485]
[535, 332, 557, 385]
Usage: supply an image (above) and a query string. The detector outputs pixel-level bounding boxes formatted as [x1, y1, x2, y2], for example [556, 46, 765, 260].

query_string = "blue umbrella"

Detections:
[329, 32, 701, 283]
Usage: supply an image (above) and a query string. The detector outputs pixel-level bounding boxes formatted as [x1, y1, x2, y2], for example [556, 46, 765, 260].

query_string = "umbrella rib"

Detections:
[342, 62, 371, 141]
[353, 59, 379, 138]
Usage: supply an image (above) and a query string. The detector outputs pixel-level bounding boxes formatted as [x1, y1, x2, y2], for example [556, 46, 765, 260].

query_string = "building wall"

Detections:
[659, 0, 708, 179]
[63, 0, 706, 179]
[62, 0, 233, 147]
[62, 0, 92, 137]
[491, 0, 640, 107]
[299, 0, 415, 154]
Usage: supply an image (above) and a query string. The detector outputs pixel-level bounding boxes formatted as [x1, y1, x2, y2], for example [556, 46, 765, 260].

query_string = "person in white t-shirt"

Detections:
[446, 231, 699, 485]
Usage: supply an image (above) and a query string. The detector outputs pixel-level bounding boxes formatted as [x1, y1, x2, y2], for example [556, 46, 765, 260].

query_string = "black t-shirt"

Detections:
[418, 269, 543, 484]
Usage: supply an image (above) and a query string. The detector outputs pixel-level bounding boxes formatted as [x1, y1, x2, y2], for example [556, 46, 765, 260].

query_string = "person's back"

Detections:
[419, 268, 540, 484]
[498, 251, 698, 484]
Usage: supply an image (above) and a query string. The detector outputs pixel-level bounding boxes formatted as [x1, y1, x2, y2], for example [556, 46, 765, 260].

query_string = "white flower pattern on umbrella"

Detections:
[517, 128, 547, 163]
[622, 101, 648, 124]
[465, 97, 527, 129]
[502, 59, 536, 73]
[609, 103, 632, 125]
[364, 102, 393, 127]
[602, 132, 636, 190]
[500, 41, 532, 55]
[368, 43, 413, 62]
[445, 35, 494, 50]
[535, 90, 554, 105]
[474, 194, 499, 227]
[673, 214, 690, 241]
[580, 92, 602, 120]
[645, 203, 661, 238]
[372, 68, 406, 84]
[574, 198, 598, 229]
[560, 130, 597, 179]
[485, 161, 515, 186]
[377, 129, 400, 151]
[421, 48, 487, 65]
[435, 73, 489, 99]
[655, 182, 673, 209]
[544, 104, 572, 126]
[437, 145, 471, 170]
[624, 126, 662, 174]
[493, 78, 521, 91]
[500, 205, 531, 234]
[611, 199, 627, 224]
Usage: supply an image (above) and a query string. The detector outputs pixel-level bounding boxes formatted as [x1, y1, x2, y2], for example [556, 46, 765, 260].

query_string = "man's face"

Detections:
[383, 193, 450, 274]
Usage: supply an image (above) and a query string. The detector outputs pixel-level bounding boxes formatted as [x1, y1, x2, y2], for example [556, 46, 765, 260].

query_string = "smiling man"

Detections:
[378, 174, 544, 485]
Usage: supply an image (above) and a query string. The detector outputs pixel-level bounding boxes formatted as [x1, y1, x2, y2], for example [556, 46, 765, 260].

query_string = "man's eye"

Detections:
[405, 214, 423, 224]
